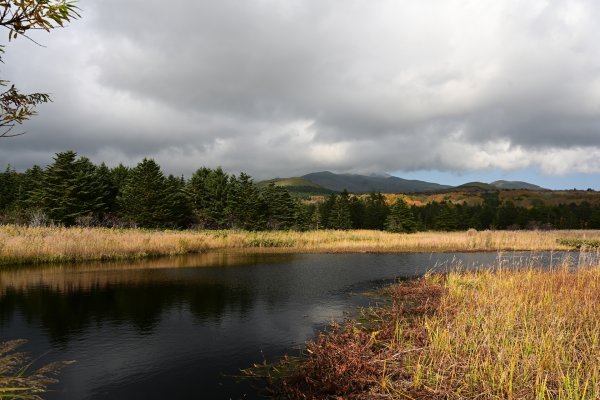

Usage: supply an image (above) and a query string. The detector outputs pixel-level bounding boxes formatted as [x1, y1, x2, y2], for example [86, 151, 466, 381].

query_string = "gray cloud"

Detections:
[2, 0, 600, 179]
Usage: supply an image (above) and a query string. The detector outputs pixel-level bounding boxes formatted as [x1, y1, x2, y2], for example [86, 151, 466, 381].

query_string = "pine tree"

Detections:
[435, 202, 459, 231]
[364, 192, 389, 229]
[226, 173, 261, 230]
[118, 158, 170, 228]
[589, 206, 600, 229]
[188, 167, 230, 229]
[164, 175, 193, 229]
[497, 201, 518, 229]
[307, 203, 321, 230]
[385, 197, 417, 233]
[68, 157, 111, 224]
[37, 151, 80, 225]
[95, 162, 118, 216]
[0, 165, 18, 210]
[19, 165, 45, 211]
[328, 189, 352, 230]
[349, 195, 366, 228]
[319, 194, 337, 229]
[260, 183, 296, 230]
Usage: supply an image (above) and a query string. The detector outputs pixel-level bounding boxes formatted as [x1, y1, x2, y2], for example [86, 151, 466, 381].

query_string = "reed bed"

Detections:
[0, 225, 598, 265]
[261, 254, 600, 399]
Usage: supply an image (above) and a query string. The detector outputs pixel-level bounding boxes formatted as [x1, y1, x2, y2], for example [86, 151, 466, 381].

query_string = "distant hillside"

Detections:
[434, 180, 544, 194]
[454, 182, 498, 191]
[300, 171, 450, 193]
[261, 172, 548, 196]
[259, 177, 321, 188]
[491, 180, 545, 190]
[258, 177, 335, 195]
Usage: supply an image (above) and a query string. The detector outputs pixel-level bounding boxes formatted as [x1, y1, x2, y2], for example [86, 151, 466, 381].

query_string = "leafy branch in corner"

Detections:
[0, 0, 79, 138]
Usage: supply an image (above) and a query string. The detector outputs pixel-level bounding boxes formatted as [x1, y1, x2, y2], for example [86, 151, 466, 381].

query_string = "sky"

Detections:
[2, 0, 600, 189]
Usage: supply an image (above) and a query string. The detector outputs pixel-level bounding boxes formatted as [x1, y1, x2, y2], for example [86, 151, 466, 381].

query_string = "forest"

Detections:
[1, 151, 600, 231]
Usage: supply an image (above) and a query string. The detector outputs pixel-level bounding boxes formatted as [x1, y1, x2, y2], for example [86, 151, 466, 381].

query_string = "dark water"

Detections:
[0, 251, 575, 399]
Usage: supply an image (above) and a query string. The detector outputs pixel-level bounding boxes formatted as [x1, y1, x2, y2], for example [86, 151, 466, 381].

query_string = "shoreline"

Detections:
[254, 260, 600, 399]
[1, 225, 598, 266]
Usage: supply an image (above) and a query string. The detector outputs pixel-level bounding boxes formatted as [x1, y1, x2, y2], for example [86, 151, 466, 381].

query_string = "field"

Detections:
[258, 253, 600, 399]
[0, 225, 599, 265]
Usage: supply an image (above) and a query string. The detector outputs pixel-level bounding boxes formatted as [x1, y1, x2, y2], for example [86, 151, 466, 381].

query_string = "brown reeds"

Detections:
[265, 256, 600, 399]
[1, 225, 597, 265]
[0, 339, 73, 399]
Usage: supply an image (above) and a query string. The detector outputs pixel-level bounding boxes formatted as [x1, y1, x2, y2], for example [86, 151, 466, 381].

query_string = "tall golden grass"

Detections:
[1, 225, 598, 265]
[409, 265, 600, 399]
[266, 253, 600, 399]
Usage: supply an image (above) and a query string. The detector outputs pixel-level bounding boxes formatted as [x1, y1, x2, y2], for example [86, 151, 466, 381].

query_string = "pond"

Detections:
[0, 251, 574, 399]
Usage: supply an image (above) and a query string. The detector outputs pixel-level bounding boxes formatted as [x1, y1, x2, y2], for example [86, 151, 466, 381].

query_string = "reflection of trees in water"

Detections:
[0, 279, 263, 345]
[0, 251, 296, 295]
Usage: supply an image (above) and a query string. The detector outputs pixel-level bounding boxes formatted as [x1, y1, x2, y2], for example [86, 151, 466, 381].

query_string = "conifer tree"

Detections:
[435, 202, 459, 231]
[328, 189, 352, 230]
[385, 197, 417, 233]
[589, 206, 600, 229]
[110, 164, 130, 194]
[319, 194, 337, 229]
[37, 150, 79, 224]
[95, 162, 118, 216]
[188, 167, 230, 228]
[309, 204, 321, 230]
[19, 165, 45, 210]
[349, 195, 366, 228]
[68, 157, 111, 223]
[260, 183, 296, 230]
[118, 158, 170, 228]
[0, 165, 18, 210]
[226, 173, 261, 230]
[294, 202, 316, 231]
[164, 174, 193, 229]
[364, 192, 389, 229]
[497, 201, 519, 229]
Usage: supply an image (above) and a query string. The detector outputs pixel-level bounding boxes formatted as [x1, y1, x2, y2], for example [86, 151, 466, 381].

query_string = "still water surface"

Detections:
[0, 251, 573, 399]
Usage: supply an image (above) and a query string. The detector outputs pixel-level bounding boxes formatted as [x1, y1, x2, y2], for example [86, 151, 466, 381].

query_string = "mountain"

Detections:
[454, 182, 498, 191]
[491, 180, 545, 190]
[259, 172, 546, 195]
[259, 177, 321, 188]
[300, 171, 451, 193]
[257, 177, 335, 195]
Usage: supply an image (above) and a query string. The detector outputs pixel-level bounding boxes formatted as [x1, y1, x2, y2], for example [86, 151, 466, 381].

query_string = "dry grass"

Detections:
[0, 225, 598, 265]
[0, 339, 73, 399]
[265, 253, 600, 399]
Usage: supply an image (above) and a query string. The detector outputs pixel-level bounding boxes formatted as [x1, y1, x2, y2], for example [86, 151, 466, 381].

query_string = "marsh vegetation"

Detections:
[0, 225, 597, 265]
[257, 252, 600, 399]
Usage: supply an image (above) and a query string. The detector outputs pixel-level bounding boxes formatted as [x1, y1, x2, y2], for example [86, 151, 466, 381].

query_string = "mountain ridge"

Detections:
[301, 171, 451, 193]
[260, 171, 547, 194]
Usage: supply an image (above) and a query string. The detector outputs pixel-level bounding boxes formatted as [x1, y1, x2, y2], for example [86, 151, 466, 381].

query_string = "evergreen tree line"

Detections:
[1, 151, 600, 231]
[0, 151, 300, 229]
[317, 192, 600, 232]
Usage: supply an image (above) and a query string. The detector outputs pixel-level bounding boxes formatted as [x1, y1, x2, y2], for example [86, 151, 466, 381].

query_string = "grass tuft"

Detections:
[0, 340, 73, 400]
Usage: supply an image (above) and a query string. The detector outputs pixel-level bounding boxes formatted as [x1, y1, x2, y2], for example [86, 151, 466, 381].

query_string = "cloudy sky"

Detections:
[2, 0, 600, 188]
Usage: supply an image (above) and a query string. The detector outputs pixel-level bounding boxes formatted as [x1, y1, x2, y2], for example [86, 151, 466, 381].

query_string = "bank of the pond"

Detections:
[0, 225, 598, 265]
[259, 263, 600, 399]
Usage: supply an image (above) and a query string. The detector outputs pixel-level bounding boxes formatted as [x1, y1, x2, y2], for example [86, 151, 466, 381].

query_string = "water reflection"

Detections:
[0, 252, 295, 343]
[0, 251, 575, 400]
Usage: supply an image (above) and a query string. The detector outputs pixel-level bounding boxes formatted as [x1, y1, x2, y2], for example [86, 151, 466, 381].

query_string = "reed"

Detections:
[0, 225, 598, 265]
[264, 253, 600, 399]
[0, 339, 73, 400]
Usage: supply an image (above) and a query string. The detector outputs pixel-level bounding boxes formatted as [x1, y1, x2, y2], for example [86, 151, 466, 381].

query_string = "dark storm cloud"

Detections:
[2, 0, 600, 178]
